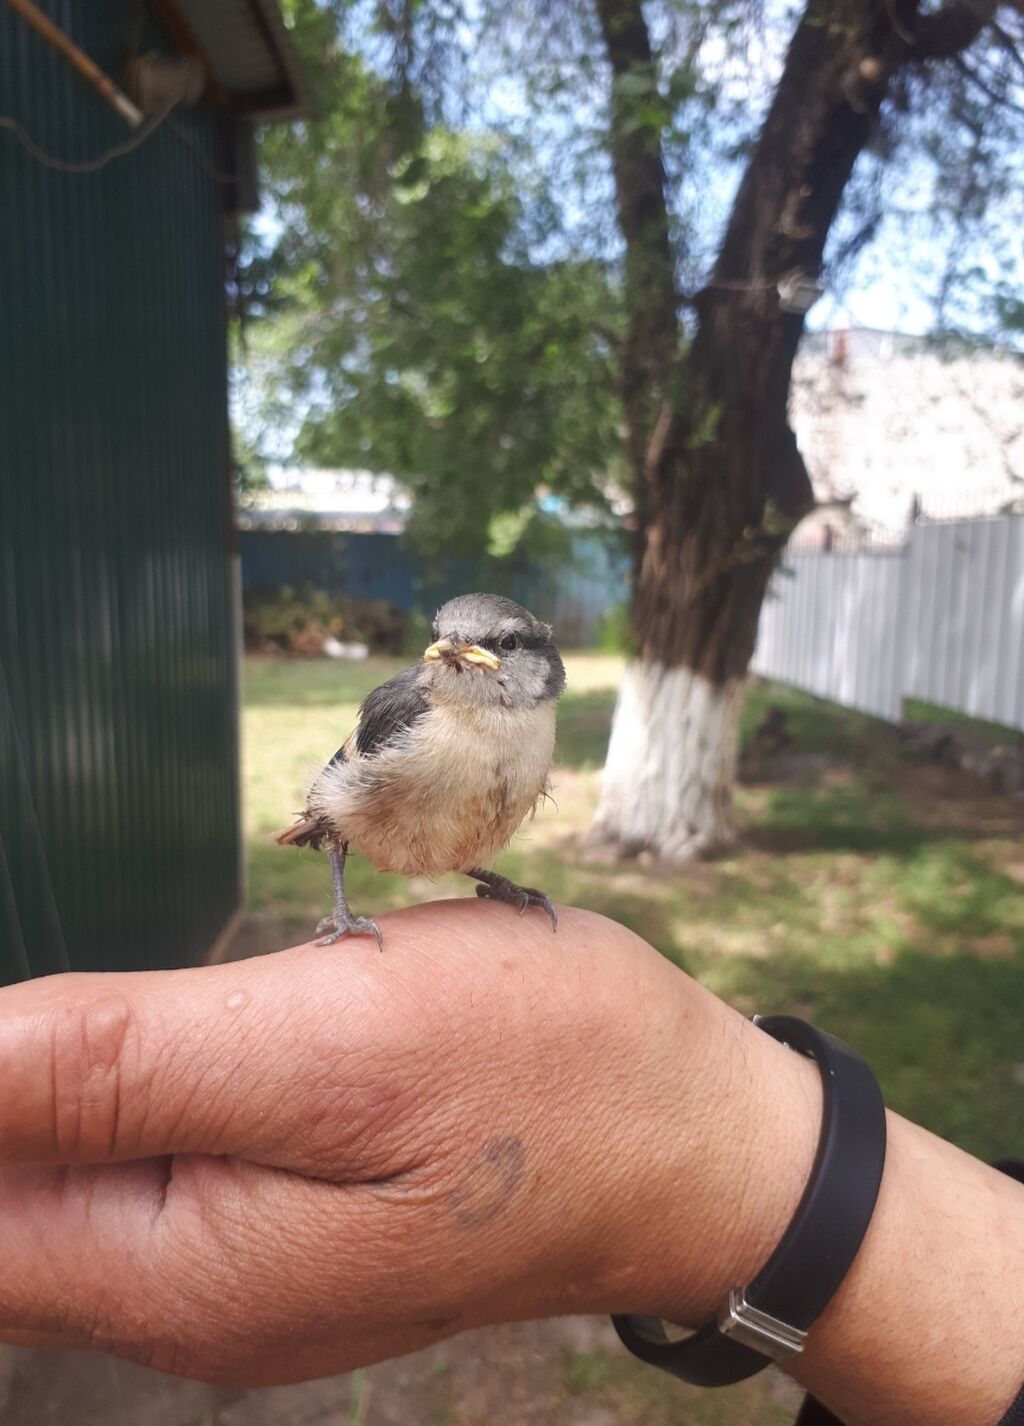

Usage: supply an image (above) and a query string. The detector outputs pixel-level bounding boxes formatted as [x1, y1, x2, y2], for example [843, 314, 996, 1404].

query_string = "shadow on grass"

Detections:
[890, 842, 1024, 941]
[743, 681, 897, 761]
[904, 696, 1021, 748]
[556, 674, 900, 774]
[705, 942, 1024, 1161]
[745, 783, 1000, 856]
[693, 834, 1023, 951]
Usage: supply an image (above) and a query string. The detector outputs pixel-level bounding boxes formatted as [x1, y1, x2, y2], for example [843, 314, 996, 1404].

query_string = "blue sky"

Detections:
[444, 1, 1020, 341]
[244, 0, 1021, 473]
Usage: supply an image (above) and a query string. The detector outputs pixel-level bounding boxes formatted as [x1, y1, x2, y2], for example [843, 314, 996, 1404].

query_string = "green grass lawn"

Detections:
[243, 653, 1023, 1426]
[245, 653, 1024, 1160]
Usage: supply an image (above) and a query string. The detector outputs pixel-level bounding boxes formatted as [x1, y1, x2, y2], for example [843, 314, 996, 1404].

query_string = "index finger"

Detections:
[0, 940, 399, 1174]
[0, 899, 629, 1175]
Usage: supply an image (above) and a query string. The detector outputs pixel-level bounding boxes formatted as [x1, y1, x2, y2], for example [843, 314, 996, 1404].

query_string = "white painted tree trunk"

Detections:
[589, 660, 744, 861]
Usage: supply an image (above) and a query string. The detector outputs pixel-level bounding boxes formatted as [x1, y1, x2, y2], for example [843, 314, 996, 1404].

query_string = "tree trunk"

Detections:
[590, 296, 813, 857]
[596, 663, 745, 857]
[591, 0, 929, 859]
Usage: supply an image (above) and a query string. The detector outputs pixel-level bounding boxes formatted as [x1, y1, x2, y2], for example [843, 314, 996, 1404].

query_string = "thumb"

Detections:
[0, 945, 397, 1174]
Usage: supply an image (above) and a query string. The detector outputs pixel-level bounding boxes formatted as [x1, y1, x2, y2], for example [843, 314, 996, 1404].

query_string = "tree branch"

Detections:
[990, 16, 1024, 75]
[910, 0, 998, 58]
[954, 53, 1024, 113]
[713, 0, 918, 302]
[678, 1, 926, 529]
[593, 0, 681, 430]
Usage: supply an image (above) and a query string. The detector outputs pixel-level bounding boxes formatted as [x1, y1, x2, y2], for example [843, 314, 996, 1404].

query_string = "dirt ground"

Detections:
[0, 1316, 804, 1426]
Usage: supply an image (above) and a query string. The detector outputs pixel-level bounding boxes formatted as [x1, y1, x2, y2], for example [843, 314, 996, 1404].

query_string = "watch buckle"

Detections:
[716, 1288, 807, 1360]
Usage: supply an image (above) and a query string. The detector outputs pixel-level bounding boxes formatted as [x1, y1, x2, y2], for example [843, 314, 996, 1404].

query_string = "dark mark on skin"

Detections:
[417, 1315, 458, 1333]
[449, 1137, 526, 1228]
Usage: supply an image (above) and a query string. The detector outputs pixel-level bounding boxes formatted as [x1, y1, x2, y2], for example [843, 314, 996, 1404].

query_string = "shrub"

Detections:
[243, 586, 406, 655]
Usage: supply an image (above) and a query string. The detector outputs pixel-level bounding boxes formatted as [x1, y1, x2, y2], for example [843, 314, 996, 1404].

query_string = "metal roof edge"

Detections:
[239, 0, 307, 119]
[154, 0, 306, 121]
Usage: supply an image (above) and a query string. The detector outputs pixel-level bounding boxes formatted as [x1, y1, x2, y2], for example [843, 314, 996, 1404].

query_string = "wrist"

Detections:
[550, 948, 1024, 1426]
[610, 982, 823, 1326]
[535, 951, 822, 1326]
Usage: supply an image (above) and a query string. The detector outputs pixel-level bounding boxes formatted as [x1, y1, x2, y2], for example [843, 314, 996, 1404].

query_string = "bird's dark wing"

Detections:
[351, 665, 431, 759]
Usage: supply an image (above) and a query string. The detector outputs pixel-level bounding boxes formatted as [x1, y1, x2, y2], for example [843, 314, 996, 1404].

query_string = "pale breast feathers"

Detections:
[306, 681, 556, 877]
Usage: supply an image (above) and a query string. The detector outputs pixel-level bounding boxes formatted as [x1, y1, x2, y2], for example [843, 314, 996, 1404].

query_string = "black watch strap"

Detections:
[613, 1015, 887, 1388]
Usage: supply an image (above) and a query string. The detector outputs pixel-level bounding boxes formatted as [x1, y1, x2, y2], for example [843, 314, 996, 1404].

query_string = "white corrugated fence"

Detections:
[751, 515, 1024, 731]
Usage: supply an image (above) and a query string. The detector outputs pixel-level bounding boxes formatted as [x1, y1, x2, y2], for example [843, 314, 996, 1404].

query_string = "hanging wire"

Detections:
[0, 104, 241, 187]
[0, 102, 173, 173]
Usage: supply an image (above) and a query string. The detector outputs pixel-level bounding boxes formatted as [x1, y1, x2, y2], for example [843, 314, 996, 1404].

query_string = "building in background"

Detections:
[791, 328, 1023, 547]
[239, 468, 413, 534]
[238, 469, 631, 647]
[0, 0, 300, 980]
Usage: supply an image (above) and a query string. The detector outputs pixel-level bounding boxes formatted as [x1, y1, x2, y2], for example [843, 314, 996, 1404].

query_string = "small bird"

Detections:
[275, 593, 566, 947]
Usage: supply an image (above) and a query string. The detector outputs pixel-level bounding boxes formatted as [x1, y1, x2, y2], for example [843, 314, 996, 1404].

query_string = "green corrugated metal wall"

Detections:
[0, 1, 241, 979]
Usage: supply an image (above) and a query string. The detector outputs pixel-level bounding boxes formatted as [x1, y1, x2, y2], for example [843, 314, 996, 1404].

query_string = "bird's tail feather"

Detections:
[274, 817, 328, 850]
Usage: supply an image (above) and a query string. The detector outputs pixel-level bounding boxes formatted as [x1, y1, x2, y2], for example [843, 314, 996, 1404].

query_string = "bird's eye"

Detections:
[499, 632, 518, 652]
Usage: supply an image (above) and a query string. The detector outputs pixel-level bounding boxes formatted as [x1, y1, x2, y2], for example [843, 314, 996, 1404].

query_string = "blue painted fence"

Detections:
[240, 530, 629, 646]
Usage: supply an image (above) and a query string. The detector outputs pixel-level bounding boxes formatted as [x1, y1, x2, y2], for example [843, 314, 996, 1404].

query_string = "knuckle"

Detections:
[47, 994, 140, 1159]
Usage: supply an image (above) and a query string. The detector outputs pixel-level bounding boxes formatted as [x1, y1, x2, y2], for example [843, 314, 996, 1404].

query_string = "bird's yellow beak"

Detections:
[423, 638, 501, 671]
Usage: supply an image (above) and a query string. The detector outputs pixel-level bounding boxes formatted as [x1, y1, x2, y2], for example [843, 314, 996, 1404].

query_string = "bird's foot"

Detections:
[315, 912, 384, 951]
[473, 873, 558, 932]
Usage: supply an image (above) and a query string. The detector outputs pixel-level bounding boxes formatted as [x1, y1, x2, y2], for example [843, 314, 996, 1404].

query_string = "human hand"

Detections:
[0, 900, 818, 1387]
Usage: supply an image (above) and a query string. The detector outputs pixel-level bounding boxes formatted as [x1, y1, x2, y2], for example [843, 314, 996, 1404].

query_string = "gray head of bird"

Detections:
[422, 593, 566, 710]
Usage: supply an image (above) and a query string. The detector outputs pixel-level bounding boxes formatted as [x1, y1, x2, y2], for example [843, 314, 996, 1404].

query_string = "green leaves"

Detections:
[241, 9, 625, 555]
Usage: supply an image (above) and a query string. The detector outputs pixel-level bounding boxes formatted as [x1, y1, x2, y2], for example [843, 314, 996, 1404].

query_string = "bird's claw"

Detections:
[474, 880, 558, 932]
[314, 914, 384, 951]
